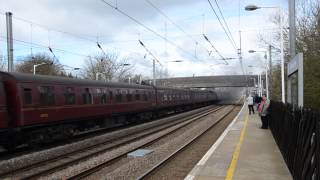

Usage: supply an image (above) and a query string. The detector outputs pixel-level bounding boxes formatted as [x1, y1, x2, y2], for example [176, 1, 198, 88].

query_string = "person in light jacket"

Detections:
[246, 95, 254, 115]
[258, 95, 270, 129]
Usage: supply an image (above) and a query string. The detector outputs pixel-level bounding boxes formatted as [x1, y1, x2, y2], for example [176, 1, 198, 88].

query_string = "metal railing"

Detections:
[269, 101, 320, 180]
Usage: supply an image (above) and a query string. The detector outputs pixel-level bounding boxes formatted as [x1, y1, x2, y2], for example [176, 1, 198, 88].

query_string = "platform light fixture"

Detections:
[245, 4, 285, 102]
[33, 63, 47, 75]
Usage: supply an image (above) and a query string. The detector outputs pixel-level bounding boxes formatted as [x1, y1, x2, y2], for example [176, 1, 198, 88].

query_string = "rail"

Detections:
[66, 106, 226, 179]
[136, 105, 236, 180]
[0, 106, 223, 179]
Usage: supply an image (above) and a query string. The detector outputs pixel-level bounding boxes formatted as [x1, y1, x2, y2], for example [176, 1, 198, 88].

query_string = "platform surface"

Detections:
[185, 104, 292, 180]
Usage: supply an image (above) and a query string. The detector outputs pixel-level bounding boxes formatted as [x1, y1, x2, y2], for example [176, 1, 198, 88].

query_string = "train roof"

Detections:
[0, 72, 216, 94]
[0, 72, 153, 89]
[155, 86, 190, 91]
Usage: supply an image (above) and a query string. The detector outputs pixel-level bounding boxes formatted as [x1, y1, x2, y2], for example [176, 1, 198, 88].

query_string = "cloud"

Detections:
[0, 0, 282, 77]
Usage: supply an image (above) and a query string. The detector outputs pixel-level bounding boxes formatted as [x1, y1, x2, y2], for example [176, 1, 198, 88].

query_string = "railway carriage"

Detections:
[0, 77, 8, 130]
[0, 72, 155, 148]
[0, 72, 217, 149]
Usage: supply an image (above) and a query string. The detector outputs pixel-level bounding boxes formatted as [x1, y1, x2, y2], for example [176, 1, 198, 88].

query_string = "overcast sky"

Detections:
[0, 0, 287, 78]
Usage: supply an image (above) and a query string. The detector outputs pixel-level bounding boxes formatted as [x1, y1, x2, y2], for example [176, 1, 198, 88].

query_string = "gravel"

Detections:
[84, 106, 234, 179]
[42, 114, 202, 180]
[147, 106, 241, 179]
[0, 105, 213, 176]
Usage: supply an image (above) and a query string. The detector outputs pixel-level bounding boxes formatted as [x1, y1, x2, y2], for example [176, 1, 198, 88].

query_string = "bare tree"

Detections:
[296, 0, 320, 57]
[15, 53, 65, 76]
[258, 0, 320, 107]
[81, 52, 135, 82]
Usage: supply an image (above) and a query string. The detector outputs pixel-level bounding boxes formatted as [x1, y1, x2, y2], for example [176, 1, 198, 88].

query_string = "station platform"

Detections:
[185, 104, 292, 180]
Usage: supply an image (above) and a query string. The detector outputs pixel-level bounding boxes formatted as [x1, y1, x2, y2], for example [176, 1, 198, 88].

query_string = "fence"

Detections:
[269, 101, 320, 180]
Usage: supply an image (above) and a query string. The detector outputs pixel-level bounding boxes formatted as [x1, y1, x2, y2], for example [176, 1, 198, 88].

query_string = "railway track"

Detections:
[0, 105, 223, 179]
[66, 105, 234, 180]
[137, 105, 237, 180]
[65, 106, 226, 180]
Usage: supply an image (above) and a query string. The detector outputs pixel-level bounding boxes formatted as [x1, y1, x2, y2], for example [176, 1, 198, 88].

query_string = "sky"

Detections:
[0, 0, 287, 78]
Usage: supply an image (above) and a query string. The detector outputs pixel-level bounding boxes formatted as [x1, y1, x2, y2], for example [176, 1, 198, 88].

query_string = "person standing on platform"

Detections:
[247, 95, 254, 115]
[254, 94, 261, 110]
[258, 95, 270, 129]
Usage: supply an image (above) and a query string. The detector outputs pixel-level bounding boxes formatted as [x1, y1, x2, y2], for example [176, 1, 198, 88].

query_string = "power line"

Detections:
[203, 34, 228, 65]
[0, 11, 133, 55]
[0, 11, 215, 60]
[144, 0, 210, 54]
[99, 0, 196, 59]
[2, 12, 97, 43]
[138, 40, 162, 66]
[207, 0, 237, 50]
[212, 0, 237, 48]
[0, 35, 91, 58]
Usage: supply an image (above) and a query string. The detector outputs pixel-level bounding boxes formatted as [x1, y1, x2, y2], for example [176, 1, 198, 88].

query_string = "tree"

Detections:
[81, 52, 135, 82]
[15, 53, 65, 76]
[296, 0, 320, 108]
[259, 0, 320, 108]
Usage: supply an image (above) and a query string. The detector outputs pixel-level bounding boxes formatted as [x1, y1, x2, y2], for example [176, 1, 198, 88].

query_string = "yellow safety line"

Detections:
[225, 113, 249, 180]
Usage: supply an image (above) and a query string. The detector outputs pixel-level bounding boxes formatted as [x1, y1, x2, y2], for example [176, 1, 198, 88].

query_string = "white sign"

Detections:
[287, 53, 302, 76]
[287, 53, 304, 106]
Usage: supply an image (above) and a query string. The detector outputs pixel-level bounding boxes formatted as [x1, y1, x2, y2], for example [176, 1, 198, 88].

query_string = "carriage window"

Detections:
[101, 94, 107, 104]
[127, 92, 133, 102]
[135, 90, 140, 101]
[115, 90, 122, 103]
[164, 94, 167, 101]
[143, 92, 148, 101]
[23, 88, 32, 105]
[64, 87, 75, 105]
[109, 91, 113, 100]
[97, 89, 107, 104]
[39, 86, 55, 106]
[82, 88, 93, 104]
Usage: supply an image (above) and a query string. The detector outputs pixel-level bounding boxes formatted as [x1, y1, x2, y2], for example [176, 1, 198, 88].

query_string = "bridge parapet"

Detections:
[155, 75, 262, 88]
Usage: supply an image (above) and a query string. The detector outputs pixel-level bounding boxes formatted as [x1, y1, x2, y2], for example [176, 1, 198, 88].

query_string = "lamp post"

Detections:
[248, 49, 269, 99]
[248, 65, 267, 97]
[33, 63, 47, 75]
[72, 68, 80, 78]
[245, 4, 285, 103]
[61, 65, 81, 78]
[250, 77, 257, 94]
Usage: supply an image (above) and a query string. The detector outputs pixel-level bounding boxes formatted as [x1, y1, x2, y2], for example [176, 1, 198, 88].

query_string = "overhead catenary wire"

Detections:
[0, 35, 91, 58]
[212, 0, 237, 48]
[99, 0, 197, 59]
[8, 13, 97, 43]
[203, 34, 228, 65]
[96, 42, 109, 57]
[0, 11, 240, 58]
[207, 0, 237, 51]
[48, 46, 60, 63]
[144, 0, 210, 54]
[0, 12, 123, 56]
[138, 40, 162, 66]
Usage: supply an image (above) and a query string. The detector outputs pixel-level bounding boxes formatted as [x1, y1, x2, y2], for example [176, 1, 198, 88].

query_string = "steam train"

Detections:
[0, 72, 217, 149]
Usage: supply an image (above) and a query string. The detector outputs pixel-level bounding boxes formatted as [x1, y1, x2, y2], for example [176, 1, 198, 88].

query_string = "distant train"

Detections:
[0, 72, 217, 149]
